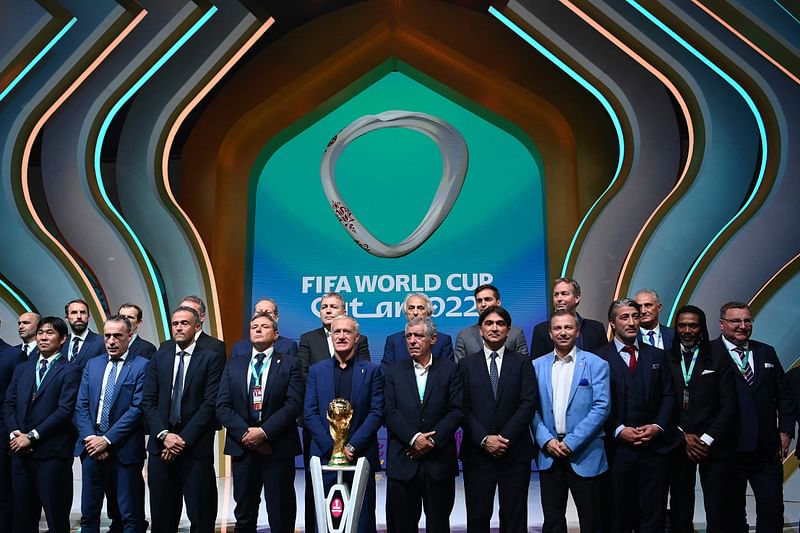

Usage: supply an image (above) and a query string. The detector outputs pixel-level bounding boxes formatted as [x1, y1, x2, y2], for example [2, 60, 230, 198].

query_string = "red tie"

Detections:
[623, 345, 637, 372]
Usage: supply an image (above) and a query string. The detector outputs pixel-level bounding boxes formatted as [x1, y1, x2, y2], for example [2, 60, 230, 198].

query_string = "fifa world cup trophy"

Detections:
[327, 398, 354, 466]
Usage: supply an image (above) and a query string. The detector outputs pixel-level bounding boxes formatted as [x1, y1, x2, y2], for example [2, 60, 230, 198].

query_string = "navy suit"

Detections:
[531, 314, 607, 358]
[638, 324, 675, 351]
[229, 336, 298, 359]
[0, 339, 26, 530]
[4, 354, 80, 533]
[142, 344, 224, 533]
[381, 330, 453, 371]
[129, 335, 157, 359]
[304, 357, 383, 533]
[74, 352, 149, 532]
[459, 349, 537, 533]
[62, 329, 106, 368]
[595, 341, 679, 533]
[216, 351, 303, 533]
[383, 356, 463, 532]
[15, 342, 38, 360]
[160, 330, 226, 363]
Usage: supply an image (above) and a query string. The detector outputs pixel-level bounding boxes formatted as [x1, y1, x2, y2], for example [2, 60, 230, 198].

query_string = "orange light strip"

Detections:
[749, 251, 800, 306]
[557, 1, 697, 299]
[20, 10, 148, 319]
[160, 17, 275, 339]
[692, 0, 800, 86]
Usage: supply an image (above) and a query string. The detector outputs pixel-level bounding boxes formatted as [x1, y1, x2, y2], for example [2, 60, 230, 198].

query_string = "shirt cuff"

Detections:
[31, 430, 39, 440]
[700, 433, 714, 446]
[258, 428, 268, 440]
[157, 430, 168, 440]
[9, 431, 18, 441]
[410, 432, 422, 447]
[614, 425, 625, 438]
[653, 424, 663, 434]
[103, 436, 112, 446]
[480, 436, 489, 447]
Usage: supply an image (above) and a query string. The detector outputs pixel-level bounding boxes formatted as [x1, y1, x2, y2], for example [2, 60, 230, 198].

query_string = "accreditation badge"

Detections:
[252, 385, 263, 413]
[682, 389, 690, 411]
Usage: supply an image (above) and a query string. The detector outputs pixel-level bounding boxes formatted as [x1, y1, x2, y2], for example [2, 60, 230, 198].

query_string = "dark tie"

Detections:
[647, 331, 656, 347]
[249, 353, 266, 423]
[38, 359, 48, 383]
[169, 351, 186, 426]
[22, 344, 28, 356]
[489, 352, 499, 399]
[71, 337, 80, 360]
[734, 347, 754, 386]
[623, 345, 637, 372]
[99, 360, 120, 433]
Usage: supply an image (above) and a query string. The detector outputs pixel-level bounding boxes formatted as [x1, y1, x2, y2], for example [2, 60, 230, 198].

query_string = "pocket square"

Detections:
[651, 363, 661, 369]
[764, 362, 774, 368]
[578, 378, 590, 386]
[701, 369, 715, 375]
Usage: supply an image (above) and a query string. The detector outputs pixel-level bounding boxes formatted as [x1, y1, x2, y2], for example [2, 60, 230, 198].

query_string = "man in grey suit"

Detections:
[454, 284, 528, 362]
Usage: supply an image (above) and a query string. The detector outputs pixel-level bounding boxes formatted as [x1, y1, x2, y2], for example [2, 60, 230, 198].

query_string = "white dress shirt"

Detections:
[482, 344, 506, 375]
[172, 342, 196, 392]
[551, 348, 576, 435]
[96, 351, 129, 426]
[247, 346, 274, 388]
[640, 325, 664, 349]
[721, 336, 754, 376]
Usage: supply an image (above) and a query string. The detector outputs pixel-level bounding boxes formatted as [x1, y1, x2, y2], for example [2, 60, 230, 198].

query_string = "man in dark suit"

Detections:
[4, 316, 80, 533]
[382, 293, 454, 371]
[304, 314, 383, 533]
[664, 305, 736, 533]
[16, 311, 40, 359]
[74, 315, 149, 533]
[61, 298, 106, 368]
[142, 306, 224, 533]
[118, 303, 157, 359]
[383, 316, 463, 532]
[229, 298, 298, 358]
[0, 323, 26, 530]
[634, 289, 675, 351]
[216, 312, 303, 533]
[298, 292, 370, 529]
[531, 278, 607, 358]
[459, 305, 537, 533]
[159, 295, 226, 363]
[454, 284, 528, 362]
[711, 301, 794, 533]
[594, 298, 679, 533]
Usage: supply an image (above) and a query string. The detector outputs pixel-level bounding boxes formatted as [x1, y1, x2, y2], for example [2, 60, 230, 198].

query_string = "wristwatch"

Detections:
[344, 443, 356, 455]
[26, 431, 37, 441]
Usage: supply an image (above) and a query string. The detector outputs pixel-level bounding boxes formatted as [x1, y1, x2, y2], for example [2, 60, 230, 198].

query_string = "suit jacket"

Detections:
[638, 324, 675, 352]
[73, 352, 149, 464]
[141, 344, 224, 458]
[594, 342, 679, 454]
[160, 331, 226, 363]
[129, 335, 157, 359]
[785, 366, 800, 457]
[458, 349, 537, 465]
[0, 340, 26, 450]
[531, 314, 607, 358]
[298, 327, 370, 376]
[532, 349, 610, 477]
[15, 342, 39, 361]
[454, 324, 528, 362]
[62, 330, 106, 369]
[711, 337, 794, 453]
[303, 357, 383, 471]
[229, 336, 298, 359]
[3, 355, 80, 459]
[216, 351, 303, 459]
[383, 357, 463, 481]
[382, 330, 454, 371]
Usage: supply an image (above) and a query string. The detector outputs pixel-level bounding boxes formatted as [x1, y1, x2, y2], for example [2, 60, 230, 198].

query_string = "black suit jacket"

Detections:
[711, 337, 794, 453]
[785, 366, 800, 457]
[216, 351, 303, 459]
[384, 357, 463, 481]
[129, 335, 157, 359]
[62, 330, 106, 369]
[0, 340, 26, 451]
[297, 327, 370, 376]
[142, 344, 224, 458]
[531, 314, 607, 358]
[15, 343, 38, 361]
[160, 331, 226, 363]
[595, 342, 679, 454]
[458, 349, 537, 465]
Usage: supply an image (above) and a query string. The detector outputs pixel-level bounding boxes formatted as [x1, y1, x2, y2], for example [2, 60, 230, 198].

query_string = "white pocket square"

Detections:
[764, 362, 774, 368]
[701, 369, 715, 375]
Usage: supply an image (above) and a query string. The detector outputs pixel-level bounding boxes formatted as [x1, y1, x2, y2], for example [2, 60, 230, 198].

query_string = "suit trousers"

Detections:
[386, 469, 455, 533]
[231, 452, 296, 533]
[0, 451, 13, 531]
[539, 457, 605, 533]
[462, 460, 531, 533]
[11, 455, 73, 533]
[80, 454, 146, 533]
[666, 446, 731, 533]
[303, 429, 317, 533]
[728, 450, 784, 533]
[607, 445, 668, 533]
[147, 452, 217, 533]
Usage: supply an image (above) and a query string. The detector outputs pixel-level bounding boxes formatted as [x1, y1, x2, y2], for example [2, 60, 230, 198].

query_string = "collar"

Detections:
[553, 346, 576, 363]
[24, 340, 37, 351]
[193, 329, 202, 342]
[251, 346, 275, 360]
[70, 330, 89, 342]
[614, 337, 639, 353]
[640, 324, 661, 336]
[37, 351, 60, 363]
[721, 335, 748, 352]
[483, 344, 506, 360]
[109, 350, 129, 363]
[131, 333, 139, 343]
[412, 355, 433, 371]
[176, 341, 196, 356]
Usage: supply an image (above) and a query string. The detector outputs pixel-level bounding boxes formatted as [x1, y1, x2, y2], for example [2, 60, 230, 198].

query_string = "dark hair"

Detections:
[671, 304, 711, 362]
[478, 305, 512, 327]
[608, 298, 640, 322]
[64, 299, 89, 315]
[39, 316, 69, 338]
[720, 301, 749, 319]
[474, 284, 500, 299]
[118, 303, 143, 321]
[105, 314, 132, 333]
[173, 306, 201, 325]
[251, 311, 278, 331]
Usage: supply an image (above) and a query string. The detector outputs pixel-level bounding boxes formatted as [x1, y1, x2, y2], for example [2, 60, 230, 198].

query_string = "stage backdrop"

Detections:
[249, 65, 548, 359]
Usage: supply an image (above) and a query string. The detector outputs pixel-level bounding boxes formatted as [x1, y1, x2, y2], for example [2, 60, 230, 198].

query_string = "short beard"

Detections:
[70, 320, 88, 335]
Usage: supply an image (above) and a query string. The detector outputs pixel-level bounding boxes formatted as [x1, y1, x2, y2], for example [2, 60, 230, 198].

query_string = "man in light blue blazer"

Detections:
[532, 310, 610, 533]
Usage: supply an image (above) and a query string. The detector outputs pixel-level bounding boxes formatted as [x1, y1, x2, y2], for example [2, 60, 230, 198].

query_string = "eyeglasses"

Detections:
[721, 318, 753, 327]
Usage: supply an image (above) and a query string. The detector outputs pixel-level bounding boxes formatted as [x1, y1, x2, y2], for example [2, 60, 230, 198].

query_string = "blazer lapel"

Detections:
[110, 358, 133, 409]
[751, 346, 766, 389]
[182, 350, 204, 392]
[34, 357, 65, 400]
[495, 352, 513, 401]
[420, 360, 438, 409]
[263, 353, 282, 404]
[567, 351, 587, 407]
[350, 360, 368, 403]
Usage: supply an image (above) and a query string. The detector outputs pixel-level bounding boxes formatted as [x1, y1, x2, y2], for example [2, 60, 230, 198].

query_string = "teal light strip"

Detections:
[624, 1, 768, 323]
[0, 17, 77, 103]
[488, 7, 625, 278]
[0, 279, 33, 312]
[774, 0, 800, 26]
[93, 6, 218, 335]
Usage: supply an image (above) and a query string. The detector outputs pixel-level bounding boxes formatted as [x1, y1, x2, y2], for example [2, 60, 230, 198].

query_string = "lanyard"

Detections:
[730, 347, 750, 372]
[680, 346, 699, 386]
[249, 354, 270, 387]
[35, 354, 61, 389]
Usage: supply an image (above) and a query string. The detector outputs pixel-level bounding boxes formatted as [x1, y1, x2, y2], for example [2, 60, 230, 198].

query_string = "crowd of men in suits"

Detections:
[0, 278, 797, 533]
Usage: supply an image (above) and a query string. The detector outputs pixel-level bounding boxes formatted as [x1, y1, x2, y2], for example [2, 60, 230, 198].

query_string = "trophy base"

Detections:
[328, 454, 350, 466]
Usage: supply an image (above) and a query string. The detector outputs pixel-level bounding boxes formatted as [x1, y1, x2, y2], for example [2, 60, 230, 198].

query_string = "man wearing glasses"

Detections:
[711, 301, 794, 533]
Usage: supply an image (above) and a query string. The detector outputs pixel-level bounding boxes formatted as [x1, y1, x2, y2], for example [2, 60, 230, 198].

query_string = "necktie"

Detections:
[647, 331, 656, 347]
[623, 345, 637, 372]
[38, 359, 48, 383]
[489, 352, 499, 399]
[99, 360, 119, 433]
[22, 344, 28, 356]
[71, 337, 80, 360]
[169, 351, 186, 426]
[734, 347, 754, 386]
[250, 353, 266, 423]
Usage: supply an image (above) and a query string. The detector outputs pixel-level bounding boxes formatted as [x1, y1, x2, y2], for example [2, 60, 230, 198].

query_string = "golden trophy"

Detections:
[327, 398, 354, 466]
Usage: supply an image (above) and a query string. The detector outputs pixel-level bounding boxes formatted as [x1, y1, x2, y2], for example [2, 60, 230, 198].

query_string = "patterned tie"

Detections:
[623, 345, 637, 372]
[734, 347, 754, 386]
[38, 359, 48, 383]
[99, 360, 119, 433]
[489, 352, 499, 399]
[249, 353, 266, 423]
[71, 337, 80, 360]
[169, 351, 186, 426]
[647, 331, 656, 347]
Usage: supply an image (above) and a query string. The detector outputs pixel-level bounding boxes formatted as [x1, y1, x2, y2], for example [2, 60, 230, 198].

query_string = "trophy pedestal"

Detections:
[310, 456, 371, 533]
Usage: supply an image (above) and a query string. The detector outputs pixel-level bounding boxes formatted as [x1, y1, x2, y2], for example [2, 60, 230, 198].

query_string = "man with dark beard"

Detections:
[61, 299, 105, 368]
